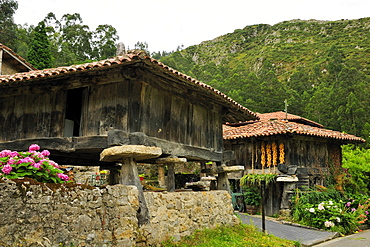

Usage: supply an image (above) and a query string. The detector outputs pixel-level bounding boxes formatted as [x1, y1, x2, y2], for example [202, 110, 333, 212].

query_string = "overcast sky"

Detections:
[14, 0, 370, 52]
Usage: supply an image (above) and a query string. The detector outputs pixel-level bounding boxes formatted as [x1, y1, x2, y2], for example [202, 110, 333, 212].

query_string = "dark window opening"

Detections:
[64, 88, 84, 137]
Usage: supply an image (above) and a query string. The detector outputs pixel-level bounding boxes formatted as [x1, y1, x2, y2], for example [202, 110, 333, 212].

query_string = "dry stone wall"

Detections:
[0, 179, 238, 247]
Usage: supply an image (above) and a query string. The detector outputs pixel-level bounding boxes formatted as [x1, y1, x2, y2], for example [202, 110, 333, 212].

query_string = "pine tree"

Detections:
[27, 21, 52, 70]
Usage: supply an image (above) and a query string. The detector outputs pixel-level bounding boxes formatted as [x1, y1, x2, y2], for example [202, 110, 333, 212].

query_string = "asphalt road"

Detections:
[237, 212, 338, 246]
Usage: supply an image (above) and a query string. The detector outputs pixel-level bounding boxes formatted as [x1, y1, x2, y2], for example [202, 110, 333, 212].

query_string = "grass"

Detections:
[160, 223, 300, 247]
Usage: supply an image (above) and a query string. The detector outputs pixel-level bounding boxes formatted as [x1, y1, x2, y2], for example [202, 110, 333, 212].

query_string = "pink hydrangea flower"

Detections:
[0, 150, 12, 157]
[1, 164, 12, 174]
[18, 157, 35, 165]
[49, 160, 59, 168]
[33, 163, 41, 169]
[29, 144, 40, 152]
[41, 150, 50, 157]
[9, 151, 19, 158]
[57, 173, 69, 181]
[7, 158, 17, 165]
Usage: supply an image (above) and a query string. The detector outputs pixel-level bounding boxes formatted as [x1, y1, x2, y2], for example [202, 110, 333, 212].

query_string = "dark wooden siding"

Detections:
[0, 91, 65, 141]
[81, 80, 223, 151]
[225, 136, 337, 173]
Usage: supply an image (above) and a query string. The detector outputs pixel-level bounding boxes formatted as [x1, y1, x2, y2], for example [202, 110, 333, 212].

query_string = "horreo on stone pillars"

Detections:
[100, 145, 162, 226]
[155, 156, 187, 192]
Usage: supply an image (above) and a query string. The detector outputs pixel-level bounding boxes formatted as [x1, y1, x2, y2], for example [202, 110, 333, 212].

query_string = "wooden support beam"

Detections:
[222, 150, 235, 163]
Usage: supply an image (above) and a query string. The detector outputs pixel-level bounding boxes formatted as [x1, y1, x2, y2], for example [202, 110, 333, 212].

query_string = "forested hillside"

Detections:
[160, 18, 370, 144]
[1, 1, 369, 145]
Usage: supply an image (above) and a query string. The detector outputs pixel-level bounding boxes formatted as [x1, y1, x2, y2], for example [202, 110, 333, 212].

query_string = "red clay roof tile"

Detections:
[223, 119, 365, 143]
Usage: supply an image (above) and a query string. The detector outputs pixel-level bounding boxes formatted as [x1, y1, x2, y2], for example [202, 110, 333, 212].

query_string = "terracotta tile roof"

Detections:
[0, 50, 258, 121]
[223, 119, 365, 143]
[0, 43, 36, 71]
[256, 111, 324, 128]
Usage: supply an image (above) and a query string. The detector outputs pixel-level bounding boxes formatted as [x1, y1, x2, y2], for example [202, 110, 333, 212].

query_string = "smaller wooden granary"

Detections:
[223, 111, 365, 215]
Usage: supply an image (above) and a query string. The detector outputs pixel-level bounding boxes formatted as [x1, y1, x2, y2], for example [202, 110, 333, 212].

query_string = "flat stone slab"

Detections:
[100, 145, 162, 162]
[201, 165, 245, 174]
[155, 157, 187, 164]
[276, 175, 299, 182]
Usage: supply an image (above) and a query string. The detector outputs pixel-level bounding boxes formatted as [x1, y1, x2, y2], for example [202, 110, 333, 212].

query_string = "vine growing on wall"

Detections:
[240, 173, 277, 187]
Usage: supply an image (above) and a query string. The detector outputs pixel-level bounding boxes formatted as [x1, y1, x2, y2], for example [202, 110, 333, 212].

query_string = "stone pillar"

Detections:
[108, 165, 120, 185]
[100, 145, 162, 226]
[157, 165, 166, 188]
[155, 156, 187, 192]
[217, 172, 231, 192]
[276, 175, 299, 216]
[167, 163, 175, 192]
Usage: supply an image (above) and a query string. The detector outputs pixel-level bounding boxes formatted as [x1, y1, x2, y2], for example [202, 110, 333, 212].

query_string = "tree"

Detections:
[91, 24, 119, 60]
[27, 21, 52, 69]
[0, 0, 18, 47]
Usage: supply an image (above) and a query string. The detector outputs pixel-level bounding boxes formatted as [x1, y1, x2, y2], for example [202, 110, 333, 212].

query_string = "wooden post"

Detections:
[157, 165, 166, 188]
[167, 163, 175, 192]
[261, 180, 266, 233]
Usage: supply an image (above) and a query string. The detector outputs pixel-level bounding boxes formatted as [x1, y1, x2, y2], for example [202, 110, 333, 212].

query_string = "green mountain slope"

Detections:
[160, 18, 370, 144]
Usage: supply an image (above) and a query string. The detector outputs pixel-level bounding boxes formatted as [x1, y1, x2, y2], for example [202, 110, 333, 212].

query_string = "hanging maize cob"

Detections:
[279, 142, 285, 164]
[272, 142, 278, 166]
[266, 143, 272, 167]
[261, 141, 266, 168]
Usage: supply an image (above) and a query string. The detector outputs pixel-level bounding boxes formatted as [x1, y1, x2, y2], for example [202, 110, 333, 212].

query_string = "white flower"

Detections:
[336, 217, 341, 223]
[309, 208, 315, 213]
[324, 221, 335, 227]
[329, 201, 333, 205]
[318, 203, 325, 210]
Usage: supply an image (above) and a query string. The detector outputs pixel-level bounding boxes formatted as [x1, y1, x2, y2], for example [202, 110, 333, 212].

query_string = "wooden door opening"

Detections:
[64, 88, 84, 137]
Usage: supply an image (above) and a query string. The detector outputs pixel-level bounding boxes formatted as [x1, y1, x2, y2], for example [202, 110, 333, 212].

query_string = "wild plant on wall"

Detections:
[0, 144, 69, 183]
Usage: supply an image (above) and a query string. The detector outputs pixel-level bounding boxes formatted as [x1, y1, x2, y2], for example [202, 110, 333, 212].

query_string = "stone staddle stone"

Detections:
[100, 145, 162, 162]
[155, 157, 187, 164]
[222, 165, 245, 173]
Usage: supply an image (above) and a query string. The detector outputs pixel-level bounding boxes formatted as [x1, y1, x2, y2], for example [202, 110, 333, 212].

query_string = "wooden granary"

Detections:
[223, 111, 365, 215]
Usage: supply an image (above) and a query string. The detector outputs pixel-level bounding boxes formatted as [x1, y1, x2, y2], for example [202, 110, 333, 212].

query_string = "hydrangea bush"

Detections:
[0, 144, 69, 183]
[293, 195, 370, 234]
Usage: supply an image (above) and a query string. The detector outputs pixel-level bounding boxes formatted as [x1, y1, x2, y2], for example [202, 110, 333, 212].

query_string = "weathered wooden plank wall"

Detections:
[225, 137, 338, 173]
[0, 91, 66, 141]
[80, 78, 223, 151]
